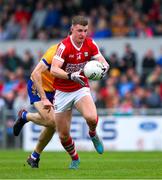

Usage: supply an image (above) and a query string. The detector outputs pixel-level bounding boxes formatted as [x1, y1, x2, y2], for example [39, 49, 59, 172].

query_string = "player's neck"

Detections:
[70, 35, 82, 48]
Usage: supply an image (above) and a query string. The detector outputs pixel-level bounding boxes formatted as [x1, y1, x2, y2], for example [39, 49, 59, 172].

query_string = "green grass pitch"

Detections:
[0, 150, 162, 179]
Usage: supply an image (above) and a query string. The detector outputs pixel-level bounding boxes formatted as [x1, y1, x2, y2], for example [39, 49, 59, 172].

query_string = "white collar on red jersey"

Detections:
[70, 35, 83, 51]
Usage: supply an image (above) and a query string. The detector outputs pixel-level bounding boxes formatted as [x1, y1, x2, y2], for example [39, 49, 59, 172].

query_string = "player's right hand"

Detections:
[68, 69, 85, 86]
[42, 98, 54, 112]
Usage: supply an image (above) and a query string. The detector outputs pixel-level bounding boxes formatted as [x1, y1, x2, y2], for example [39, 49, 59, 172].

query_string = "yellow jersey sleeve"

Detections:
[40, 44, 58, 92]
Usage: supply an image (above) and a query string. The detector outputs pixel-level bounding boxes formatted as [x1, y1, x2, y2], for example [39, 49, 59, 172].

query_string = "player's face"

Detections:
[71, 24, 88, 44]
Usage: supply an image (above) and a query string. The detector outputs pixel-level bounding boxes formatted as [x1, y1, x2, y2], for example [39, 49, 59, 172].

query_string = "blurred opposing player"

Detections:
[51, 15, 109, 169]
[13, 45, 57, 168]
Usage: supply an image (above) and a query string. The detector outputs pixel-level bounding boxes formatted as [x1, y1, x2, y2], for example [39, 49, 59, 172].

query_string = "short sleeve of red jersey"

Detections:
[90, 40, 102, 59]
[53, 43, 66, 63]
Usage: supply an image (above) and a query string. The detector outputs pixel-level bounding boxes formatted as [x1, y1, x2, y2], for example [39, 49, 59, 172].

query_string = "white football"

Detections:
[84, 60, 103, 80]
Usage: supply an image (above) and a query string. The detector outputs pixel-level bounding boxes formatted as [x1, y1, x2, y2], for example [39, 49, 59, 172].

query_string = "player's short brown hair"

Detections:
[72, 16, 88, 26]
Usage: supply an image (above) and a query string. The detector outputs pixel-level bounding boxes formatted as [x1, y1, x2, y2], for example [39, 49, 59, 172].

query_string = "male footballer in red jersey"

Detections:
[51, 15, 109, 169]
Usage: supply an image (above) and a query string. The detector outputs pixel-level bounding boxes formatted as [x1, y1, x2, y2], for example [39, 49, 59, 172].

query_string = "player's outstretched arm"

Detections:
[31, 62, 53, 109]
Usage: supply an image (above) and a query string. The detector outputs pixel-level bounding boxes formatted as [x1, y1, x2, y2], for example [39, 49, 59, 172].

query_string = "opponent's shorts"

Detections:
[54, 87, 91, 113]
[27, 79, 55, 104]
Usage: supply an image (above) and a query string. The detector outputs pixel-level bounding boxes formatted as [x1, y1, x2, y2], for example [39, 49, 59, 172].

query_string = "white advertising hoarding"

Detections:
[23, 116, 162, 151]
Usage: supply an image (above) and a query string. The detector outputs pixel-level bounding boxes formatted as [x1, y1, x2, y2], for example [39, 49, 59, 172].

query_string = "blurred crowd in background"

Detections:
[92, 43, 162, 115]
[0, 0, 161, 116]
[0, 0, 162, 40]
[0, 43, 161, 116]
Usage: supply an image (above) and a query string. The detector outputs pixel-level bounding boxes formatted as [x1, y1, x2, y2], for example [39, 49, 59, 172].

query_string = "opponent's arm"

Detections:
[50, 58, 68, 79]
[31, 62, 53, 109]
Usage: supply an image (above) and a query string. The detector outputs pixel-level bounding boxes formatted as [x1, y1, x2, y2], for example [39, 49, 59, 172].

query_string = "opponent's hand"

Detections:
[101, 63, 109, 79]
[68, 69, 85, 86]
[42, 98, 54, 112]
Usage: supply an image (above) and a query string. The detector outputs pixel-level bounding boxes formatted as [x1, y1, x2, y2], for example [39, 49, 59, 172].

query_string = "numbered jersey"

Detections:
[53, 35, 101, 92]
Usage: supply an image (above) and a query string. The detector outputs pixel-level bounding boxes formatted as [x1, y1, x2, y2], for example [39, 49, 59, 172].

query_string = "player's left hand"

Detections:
[42, 98, 54, 112]
[68, 69, 85, 86]
[101, 63, 109, 79]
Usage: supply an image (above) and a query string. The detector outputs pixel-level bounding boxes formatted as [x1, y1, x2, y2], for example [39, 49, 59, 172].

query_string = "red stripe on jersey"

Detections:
[56, 48, 63, 56]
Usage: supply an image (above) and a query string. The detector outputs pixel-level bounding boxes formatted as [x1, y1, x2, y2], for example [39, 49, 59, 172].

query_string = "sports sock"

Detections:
[89, 116, 98, 138]
[89, 130, 96, 138]
[22, 111, 28, 123]
[61, 136, 79, 160]
[31, 151, 40, 160]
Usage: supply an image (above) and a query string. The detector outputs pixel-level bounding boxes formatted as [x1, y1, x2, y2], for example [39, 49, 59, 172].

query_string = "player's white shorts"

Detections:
[54, 87, 91, 113]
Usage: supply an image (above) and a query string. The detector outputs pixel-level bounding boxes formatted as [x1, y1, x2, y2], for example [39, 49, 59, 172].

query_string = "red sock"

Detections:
[61, 136, 79, 160]
[89, 130, 96, 137]
[89, 116, 98, 137]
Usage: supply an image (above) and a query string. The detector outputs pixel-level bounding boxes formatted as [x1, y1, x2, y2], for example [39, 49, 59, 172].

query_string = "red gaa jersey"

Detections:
[53, 35, 101, 92]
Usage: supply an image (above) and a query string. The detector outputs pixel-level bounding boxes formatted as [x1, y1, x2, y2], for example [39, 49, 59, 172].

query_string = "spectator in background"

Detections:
[21, 50, 34, 78]
[108, 52, 120, 69]
[29, 1, 47, 33]
[0, 51, 5, 80]
[13, 87, 30, 115]
[81, 0, 100, 12]
[99, 77, 119, 109]
[0, 94, 5, 110]
[126, 68, 137, 81]
[0, 53, 5, 106]
[142, 49, 156, 84]
[92, 5, 111, 39]
[43, 2, 61, 29]
[160, 83, 162, 100]
[18, 18, 31, 39]
[135, 21, 154, 38]
[118, 74, 134, 98]
[60, 16, 70, 38]
[5, 15, 20, 39]
[36, 28, 49, 40]
[0, 24, 10, 40]
[133, 86, 146, 108]
[111, 3, 129, 37]
[145, 86, 161, 108]
[0, 78, 4, 96]
[1, 66, 27, 111]
[14, 67, 27, 92]
[3, 91, 15, 110]
[2, 72, 19, 96]
[88, 8, 98, 37]
[93, 18, 112, 38]
[156, 46, 162, 67]
[148, 0, 160, 23]
[116, 92, 134, 116]
[3, 47, 22, 73]
[14, 4, 31, 25]
[146, 65, 162, 86]
[62, 0, 78, 17]
[154, 12, 162, 36]
[122, 43, 137, 70]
